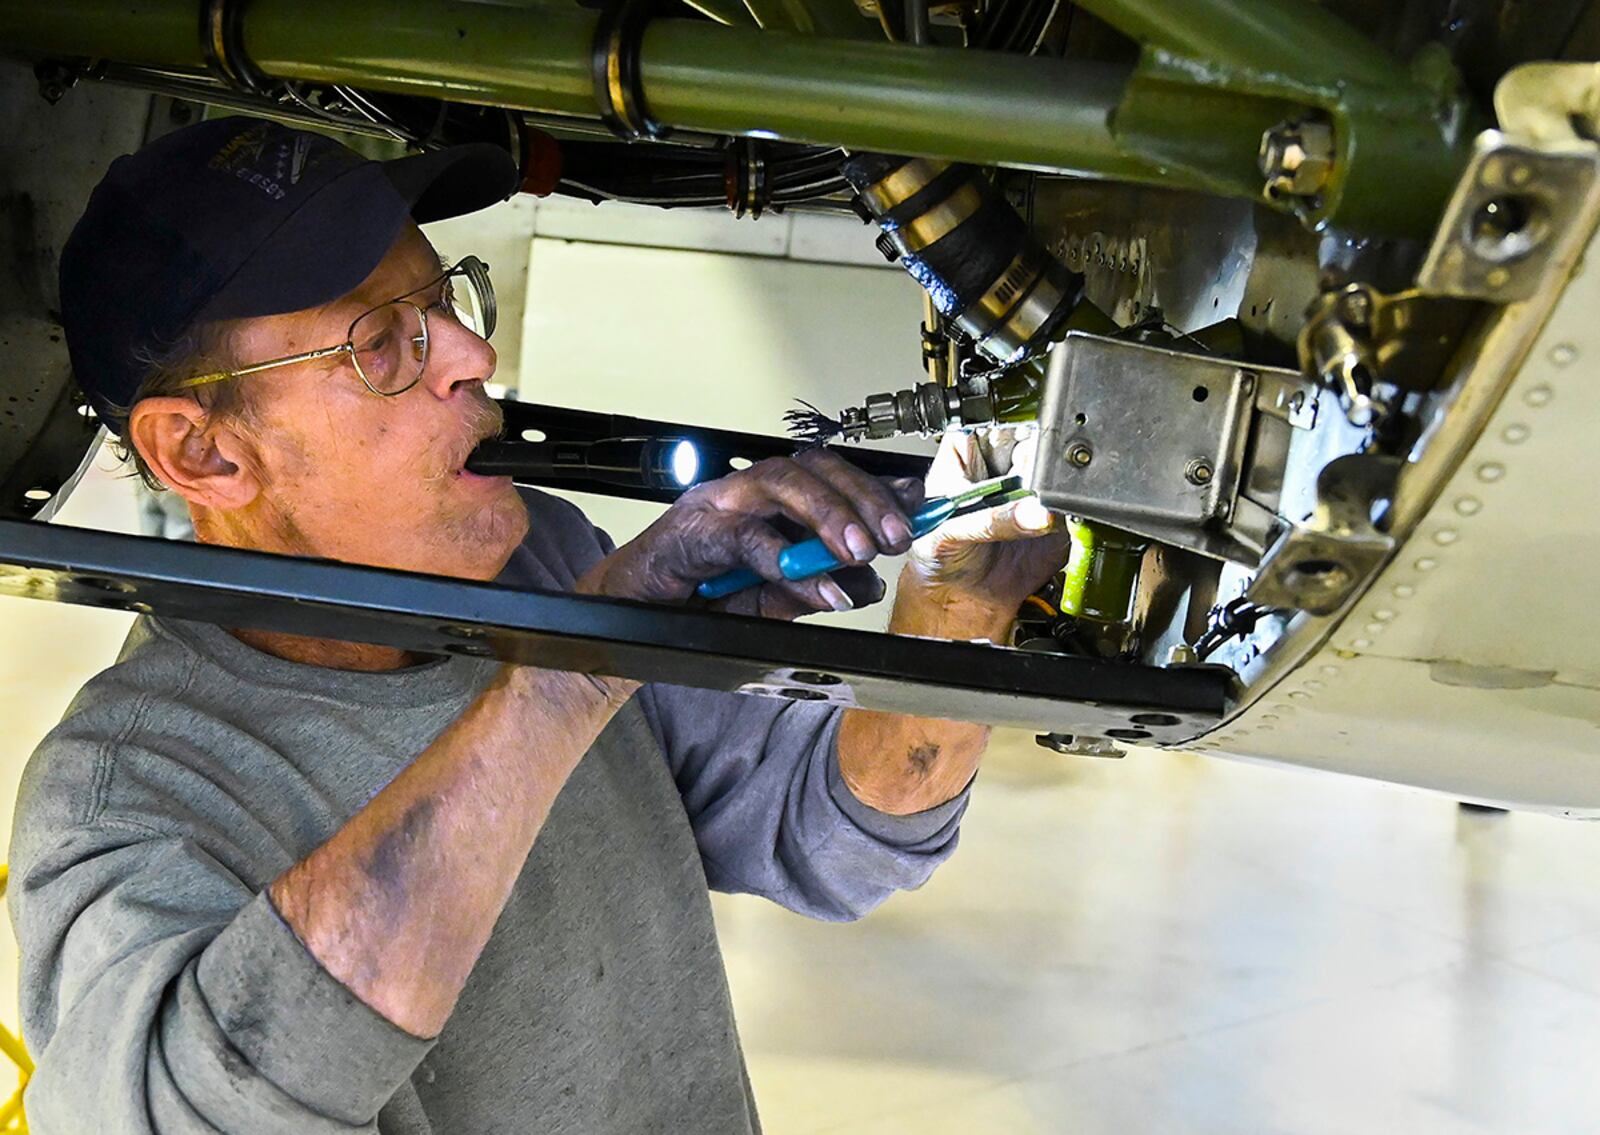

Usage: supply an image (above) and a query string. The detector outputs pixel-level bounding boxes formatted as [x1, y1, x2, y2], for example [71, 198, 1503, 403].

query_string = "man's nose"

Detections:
[420, 313, 497, 399]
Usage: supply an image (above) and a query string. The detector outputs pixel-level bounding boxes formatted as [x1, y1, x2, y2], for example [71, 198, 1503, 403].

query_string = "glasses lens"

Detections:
[350, 301, 426, 394]
[452, 257, 496, 340]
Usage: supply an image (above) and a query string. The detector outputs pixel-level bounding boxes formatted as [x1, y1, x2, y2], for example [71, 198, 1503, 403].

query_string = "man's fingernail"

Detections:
[882, 514, 912, 547]
[843, 523, 874, 563]
[819, 579, 855, 612]
[1018, 499, 1053, 530]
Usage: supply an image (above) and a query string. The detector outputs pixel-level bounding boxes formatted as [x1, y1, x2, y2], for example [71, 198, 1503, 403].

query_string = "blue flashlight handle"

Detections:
[695, 497, 957, 601]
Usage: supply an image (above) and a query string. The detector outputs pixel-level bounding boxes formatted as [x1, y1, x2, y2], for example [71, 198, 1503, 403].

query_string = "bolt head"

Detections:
[1336, 287, 1373, 328]
[1186, 459, 1215, 485]
[1067, 442, 1094, 468]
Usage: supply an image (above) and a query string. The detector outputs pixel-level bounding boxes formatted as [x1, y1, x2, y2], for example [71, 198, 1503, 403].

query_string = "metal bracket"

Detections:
[0, 519, 1232, 742]
[1245, 453, 1400, 616]
[1031, 332, 1301, 565]
[1417, 132, 1599, 302]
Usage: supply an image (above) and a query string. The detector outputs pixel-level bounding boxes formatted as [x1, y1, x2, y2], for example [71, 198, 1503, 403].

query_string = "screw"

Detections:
[1186, 459, 1215, 485]
[1165, 644, 1199, 666]
[1067, 442, 1094, 468]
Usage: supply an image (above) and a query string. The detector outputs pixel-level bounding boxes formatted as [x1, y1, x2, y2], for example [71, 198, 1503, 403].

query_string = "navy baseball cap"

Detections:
[59, 116, 519, 427]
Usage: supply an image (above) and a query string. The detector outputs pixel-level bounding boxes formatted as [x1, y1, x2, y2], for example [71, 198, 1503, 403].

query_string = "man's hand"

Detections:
[837, 426, 1071, 816]
[900, 428, 1070, 633]
[578, 449, 924, 620]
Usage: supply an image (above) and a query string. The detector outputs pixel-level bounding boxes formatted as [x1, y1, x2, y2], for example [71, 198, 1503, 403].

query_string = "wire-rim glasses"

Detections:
[179, 255, 496, 398]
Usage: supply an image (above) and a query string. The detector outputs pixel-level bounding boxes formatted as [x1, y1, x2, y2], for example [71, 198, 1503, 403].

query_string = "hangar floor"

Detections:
[5, 463, 1600, 1134]
[713, 737, 1600, 1135]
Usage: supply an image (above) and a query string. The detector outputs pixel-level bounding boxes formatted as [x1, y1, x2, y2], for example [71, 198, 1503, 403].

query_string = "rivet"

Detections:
[1320, 664, 1341, 676]
[1476, 462, 1506, 482]
[1509, 165, 1533, 187]
[1524, 384, 1553, 407]
[1550, 342, 1579, 367]
[1288, 690, 1311, 700]
[1502, 423, 1530, 444]
[1364, 622, 1386, 635]
[1392, 584, 1416, 599]
[1305, 680, 1325, 691]
[1454, 496, 1482, 516]
[1373, 609, 1396, 621]
[1486, 267, 1510, 288]
[1259, 714, 1279, 723]
[1335, 649, 1357, 659]
[1415, 557, 1438, 571]
[1352, 638, 1372, 649]
[1434, 528, 1460, 545]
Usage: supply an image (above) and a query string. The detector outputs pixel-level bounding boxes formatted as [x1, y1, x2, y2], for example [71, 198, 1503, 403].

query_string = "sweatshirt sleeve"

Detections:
[636, 684, 970, 922]
[10, 809, 432, 1133]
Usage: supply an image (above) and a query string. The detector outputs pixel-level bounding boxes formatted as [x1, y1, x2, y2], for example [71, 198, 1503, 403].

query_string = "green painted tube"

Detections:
[0, 0, 1463, 229]
[1060, 520, 1147, 624]
[0, 0, 1170, 186]
[1074, 0, 1400, 91]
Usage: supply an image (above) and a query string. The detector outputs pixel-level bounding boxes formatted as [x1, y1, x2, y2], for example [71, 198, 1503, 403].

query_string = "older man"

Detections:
[9, 117, 1065, 1133]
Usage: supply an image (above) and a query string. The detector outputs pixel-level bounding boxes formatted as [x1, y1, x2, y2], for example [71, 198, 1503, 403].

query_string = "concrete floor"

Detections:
[715, 739, 1600, 1134]
[6, 456, 1600, 1132]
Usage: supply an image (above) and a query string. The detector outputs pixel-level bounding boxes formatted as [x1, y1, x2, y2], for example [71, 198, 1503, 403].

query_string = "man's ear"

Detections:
[126, 396, 262, 511]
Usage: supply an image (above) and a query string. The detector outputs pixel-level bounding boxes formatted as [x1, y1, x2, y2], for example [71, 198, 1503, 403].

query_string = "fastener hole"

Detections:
[789, 670, 842, 686]
[776, 687, 829, 701]
[1191, 387, 1209, 403]
[1290, 559, 1342, 578]
[728, 456, 754, 471]
[23, 488, 53, 503]
[1130, 713, 1181, 727]
[1467, 195, 1542, 261]
[1105, 728, 1152, 741]
[1074, 413, 1087, 425]
[520, 428, 547, 443]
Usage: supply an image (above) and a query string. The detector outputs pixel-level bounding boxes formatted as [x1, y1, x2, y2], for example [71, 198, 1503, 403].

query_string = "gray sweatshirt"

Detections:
[8, 491, 969, 1134]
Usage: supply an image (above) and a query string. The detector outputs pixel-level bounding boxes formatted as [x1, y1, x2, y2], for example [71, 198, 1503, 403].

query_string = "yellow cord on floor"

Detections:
[0, 866, 30, 1133]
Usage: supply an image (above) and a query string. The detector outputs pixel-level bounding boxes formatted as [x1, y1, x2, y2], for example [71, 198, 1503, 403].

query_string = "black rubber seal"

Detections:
[200, 0, 273, 95]
[591, 0, 670, 141]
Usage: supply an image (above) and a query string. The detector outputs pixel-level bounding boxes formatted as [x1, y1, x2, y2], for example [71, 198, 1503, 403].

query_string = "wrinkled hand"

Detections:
[905, 427, 1070, 613]
[577, 449, 924, 620]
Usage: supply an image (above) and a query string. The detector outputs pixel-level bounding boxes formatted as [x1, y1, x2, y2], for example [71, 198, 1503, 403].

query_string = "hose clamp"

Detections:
[591, 0, 671, 141]
[200, 0, 275, 95]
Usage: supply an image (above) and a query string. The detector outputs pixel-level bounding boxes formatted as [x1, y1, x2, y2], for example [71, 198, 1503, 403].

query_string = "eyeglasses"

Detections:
[180, 255, 496, 397]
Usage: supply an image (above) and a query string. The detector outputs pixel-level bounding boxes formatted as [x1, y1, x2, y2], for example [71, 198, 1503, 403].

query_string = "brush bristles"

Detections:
[783, 399, 844, 447]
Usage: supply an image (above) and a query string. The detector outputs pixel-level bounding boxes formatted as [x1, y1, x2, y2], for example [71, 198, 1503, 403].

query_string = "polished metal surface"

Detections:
[1032, 333, 1283, 564]
[1416, 132, 1597, 302]
[1245, 454, 1400, 616]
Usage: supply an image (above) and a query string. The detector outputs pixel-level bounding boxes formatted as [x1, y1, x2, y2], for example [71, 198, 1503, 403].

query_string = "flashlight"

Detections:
[466, 437, 702, 491]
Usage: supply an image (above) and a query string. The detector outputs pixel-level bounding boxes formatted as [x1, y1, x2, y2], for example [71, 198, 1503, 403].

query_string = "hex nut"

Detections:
[1259, 116, 1334, 198]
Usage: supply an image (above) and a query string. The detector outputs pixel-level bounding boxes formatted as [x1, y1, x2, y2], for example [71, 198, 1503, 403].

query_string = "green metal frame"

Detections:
[0, 0, 1472, 234]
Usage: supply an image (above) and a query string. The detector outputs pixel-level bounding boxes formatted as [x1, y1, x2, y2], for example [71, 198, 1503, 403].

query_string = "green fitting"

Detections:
[1060, 520, 1147, 624]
